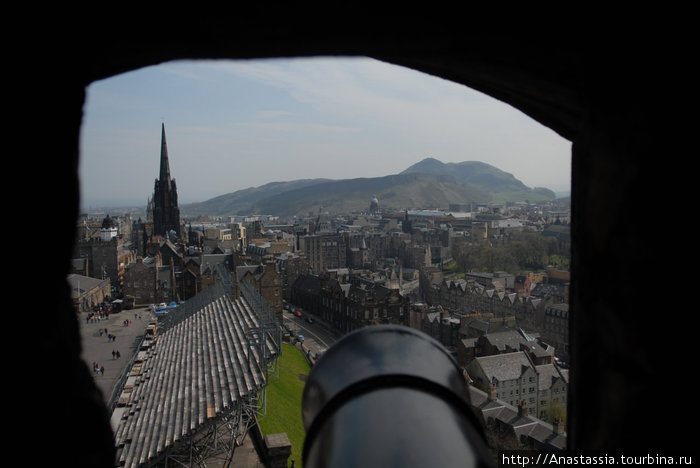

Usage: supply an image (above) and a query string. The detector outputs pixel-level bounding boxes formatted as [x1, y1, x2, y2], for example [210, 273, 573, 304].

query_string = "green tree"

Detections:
[455, 243, 481, 272]
[479, 244, 517, 272]
[507, 232, 548, 270]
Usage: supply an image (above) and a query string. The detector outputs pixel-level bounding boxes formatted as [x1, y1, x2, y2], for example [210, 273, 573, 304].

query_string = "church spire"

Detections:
[152, 123, 181, 238]
[159, 123, 171, 186]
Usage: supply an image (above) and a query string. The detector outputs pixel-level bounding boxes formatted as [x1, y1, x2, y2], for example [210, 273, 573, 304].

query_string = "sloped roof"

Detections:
[469, 319, 491, 334]
[475, 352, 533, 382]
[112, 284, 278, 467]
[482, 329, 527, 351]
[66, 274, 108, 297]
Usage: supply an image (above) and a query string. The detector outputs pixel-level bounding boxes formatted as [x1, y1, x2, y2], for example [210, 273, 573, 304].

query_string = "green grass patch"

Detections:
[442, 260, 459, 273]
[547, 254, 570, 269]
[259, 342, 310, 467]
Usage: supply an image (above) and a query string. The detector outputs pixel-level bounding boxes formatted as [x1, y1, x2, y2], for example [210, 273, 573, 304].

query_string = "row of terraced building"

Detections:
[419, 266, 570, 364]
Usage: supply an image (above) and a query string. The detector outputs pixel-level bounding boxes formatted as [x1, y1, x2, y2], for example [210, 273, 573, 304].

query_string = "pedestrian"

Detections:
[100, 366, 104, 375]
[116, 350, 120, 359]
[112, 350, 116, 359]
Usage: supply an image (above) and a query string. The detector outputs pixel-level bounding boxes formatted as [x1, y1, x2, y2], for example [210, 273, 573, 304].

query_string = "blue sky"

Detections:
[79, 56, 571, 209]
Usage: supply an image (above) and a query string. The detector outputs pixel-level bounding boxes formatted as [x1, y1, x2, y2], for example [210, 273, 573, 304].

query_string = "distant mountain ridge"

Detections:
[183, 158, 557, 217]
[186, 179, 331, 215]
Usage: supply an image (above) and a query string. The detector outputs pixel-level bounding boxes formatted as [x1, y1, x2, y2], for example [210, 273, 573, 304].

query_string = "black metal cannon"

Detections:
[302, 325, 494, 467]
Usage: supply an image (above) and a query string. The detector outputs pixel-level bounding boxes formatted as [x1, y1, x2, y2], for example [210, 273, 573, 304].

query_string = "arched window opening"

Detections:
[74, 56, 572, 463]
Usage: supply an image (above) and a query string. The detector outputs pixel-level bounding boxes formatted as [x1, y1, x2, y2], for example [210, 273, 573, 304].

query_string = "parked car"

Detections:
[294, 310, 302, 317]
[297, 335, 304, 343]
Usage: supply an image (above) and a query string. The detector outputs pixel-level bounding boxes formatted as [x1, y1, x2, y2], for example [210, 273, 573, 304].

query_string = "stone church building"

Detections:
[149, 123, 181, 239]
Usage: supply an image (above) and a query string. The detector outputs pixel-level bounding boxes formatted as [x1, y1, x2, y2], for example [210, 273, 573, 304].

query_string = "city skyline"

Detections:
[79, 56, 572, 209]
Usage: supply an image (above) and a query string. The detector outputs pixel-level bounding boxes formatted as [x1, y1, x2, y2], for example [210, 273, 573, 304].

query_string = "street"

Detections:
[78, 306, 152, 408]
[282, 307, 342, 359]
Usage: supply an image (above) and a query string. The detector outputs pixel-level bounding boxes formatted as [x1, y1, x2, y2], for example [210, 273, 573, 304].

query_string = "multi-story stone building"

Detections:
[301, 232, 347, 273]
[275, 252, 309, 301]
[421, 307, 462, 350]
[205, 227, 233, 242]
[467, 352, 539, 415]
[409, 225, 454, 264]
[398, 240, 432, 269]
[122, 254, 177, 306]
[291, 273, 409, 334]
[542, 303, 569, 364]
[73, 215, 137, 295]
[466, 350, 568, 423]
[239, 263, 283, 324]
[229, 222, 246, 249]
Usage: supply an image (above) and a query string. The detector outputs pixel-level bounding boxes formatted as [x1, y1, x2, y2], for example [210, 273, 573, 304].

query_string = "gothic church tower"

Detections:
[151, 123, 181, 238]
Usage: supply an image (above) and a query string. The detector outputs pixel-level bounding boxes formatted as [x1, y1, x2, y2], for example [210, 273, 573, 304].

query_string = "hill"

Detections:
[249, 172, 490, 217]
[184, 179, 330, 216]
[401, 158, 555, 202]
[182, 158, 556, 218]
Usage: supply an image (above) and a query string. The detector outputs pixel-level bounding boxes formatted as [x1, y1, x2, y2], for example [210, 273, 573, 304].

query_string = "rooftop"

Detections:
[112, 282, 279, 467]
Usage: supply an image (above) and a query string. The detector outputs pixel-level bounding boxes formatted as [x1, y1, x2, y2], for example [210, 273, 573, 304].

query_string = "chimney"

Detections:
[488, 384, 497, 400]
[518, 400, 528, 417]
[553, 418, 565, 434]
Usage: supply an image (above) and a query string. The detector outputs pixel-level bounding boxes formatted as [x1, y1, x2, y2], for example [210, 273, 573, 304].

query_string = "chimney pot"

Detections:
[518, 400, 528, 416]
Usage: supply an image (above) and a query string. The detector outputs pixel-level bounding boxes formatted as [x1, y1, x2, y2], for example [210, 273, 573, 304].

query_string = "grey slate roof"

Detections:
[469, 319, 491, 334]
[475, 352, 532, 382]
[467, 386, 566, 450]
[66, 273, 108, 298]
[112, 284, 278, 467]
[537, 363, 569, 390]
[482, 329, 527, 351]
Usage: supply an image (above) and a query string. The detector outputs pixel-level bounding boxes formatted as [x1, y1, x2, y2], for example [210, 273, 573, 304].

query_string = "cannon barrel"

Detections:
[302, 325, 494, 467]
